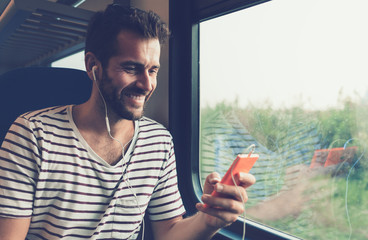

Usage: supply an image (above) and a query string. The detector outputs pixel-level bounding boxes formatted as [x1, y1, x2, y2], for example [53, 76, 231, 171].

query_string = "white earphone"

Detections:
[91, 65, 145, 239]
[91, 65, 111, 133]
[92, 65, 98, 82]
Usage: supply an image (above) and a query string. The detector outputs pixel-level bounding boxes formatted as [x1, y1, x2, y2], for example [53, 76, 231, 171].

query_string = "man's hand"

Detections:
[195, 172, 256, 229]
[151, 172, 256, 240]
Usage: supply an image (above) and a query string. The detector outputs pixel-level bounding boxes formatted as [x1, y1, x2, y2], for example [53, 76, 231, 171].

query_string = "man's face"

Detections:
[99, 31, 161, 120]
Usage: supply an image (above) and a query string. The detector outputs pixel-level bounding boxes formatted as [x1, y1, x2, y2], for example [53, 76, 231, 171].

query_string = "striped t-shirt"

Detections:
[0, 105, 185, 239]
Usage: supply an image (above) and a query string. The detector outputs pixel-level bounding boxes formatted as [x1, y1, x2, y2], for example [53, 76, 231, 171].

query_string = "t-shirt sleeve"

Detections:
[0, 116, 41, 218]
[147, 139, 186, 221]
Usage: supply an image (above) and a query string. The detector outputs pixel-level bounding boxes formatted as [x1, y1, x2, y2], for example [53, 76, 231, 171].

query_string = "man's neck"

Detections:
[72, 102, 135, 165]
[73, 101, 134, 135]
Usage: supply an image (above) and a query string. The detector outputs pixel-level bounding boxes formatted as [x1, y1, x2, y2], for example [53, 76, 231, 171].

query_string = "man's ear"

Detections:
[85, 52, 101, 81]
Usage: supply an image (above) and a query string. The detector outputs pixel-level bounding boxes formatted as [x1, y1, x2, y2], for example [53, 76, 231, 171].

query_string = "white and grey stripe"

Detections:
[0, 105, 185, 239]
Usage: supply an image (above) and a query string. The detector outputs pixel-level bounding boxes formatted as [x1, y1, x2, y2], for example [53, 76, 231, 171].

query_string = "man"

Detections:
[0, 4, 255, 239]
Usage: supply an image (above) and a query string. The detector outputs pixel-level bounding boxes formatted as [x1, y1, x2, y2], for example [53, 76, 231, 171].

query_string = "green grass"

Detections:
[200, 99, 368, 239]
[249, 172, 368, 239]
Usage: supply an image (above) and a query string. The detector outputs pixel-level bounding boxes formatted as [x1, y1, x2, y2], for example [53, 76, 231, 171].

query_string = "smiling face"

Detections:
[98, 30, 161, 121]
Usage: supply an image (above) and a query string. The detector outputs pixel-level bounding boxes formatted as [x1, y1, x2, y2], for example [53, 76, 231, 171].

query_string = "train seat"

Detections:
[0, 67, 92, 143]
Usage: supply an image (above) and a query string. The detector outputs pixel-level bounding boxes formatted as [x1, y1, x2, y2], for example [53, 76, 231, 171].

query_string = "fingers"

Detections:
[196, 172, 256, 228]
[203, 172, 221, 194]
[236, 172, 256, 188]
[214, 182, 248, 202]
[196, 191, 246, 225]
[203, 191, 246, 211]
[196, 201, 240, 224]
[212, 172, 255, 201]
[206, 172, 221, 185]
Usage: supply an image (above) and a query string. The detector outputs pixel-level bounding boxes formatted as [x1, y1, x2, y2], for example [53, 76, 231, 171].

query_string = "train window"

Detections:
[51, 50, 85, 70]
[199, 0, 368, 239]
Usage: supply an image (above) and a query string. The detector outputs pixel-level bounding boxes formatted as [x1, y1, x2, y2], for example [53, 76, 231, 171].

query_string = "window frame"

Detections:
[169, 0, 301, 239]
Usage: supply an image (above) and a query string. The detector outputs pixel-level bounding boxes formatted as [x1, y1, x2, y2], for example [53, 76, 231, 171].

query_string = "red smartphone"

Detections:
[212, 153, 259, 197]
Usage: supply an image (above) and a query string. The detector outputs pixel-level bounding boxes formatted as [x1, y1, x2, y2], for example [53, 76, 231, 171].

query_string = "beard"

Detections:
[98, 70, 150, 121]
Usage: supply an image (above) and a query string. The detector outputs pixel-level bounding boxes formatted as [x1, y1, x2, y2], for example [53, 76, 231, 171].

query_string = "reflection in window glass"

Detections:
[199, 0, 368, 239]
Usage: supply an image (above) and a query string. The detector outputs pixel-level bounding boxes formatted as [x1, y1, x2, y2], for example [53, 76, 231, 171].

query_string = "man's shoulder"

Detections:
[6, 105, 73, 145]
[138, 117, 172, 138]
[20, 105, 70, 122]
[139, 116, 168, 131]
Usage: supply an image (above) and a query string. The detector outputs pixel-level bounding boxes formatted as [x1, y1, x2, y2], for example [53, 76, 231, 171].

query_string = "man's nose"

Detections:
[136, 71, 153, 92]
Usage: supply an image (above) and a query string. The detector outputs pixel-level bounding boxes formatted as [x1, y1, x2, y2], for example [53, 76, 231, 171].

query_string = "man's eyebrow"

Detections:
[120, 61, 160, 69]
[120, 61, 144, 68]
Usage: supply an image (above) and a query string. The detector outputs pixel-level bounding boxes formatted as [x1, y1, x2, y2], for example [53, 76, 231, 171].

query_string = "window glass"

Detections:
[199, 0, 368, 239]
[51, 50, 85, 70]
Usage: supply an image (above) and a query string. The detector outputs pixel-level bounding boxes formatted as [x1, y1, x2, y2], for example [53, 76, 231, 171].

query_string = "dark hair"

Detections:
[85, 4, 170, 67]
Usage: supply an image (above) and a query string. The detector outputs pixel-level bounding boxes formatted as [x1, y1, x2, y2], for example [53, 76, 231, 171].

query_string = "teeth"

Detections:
[127, 94, 145, 101]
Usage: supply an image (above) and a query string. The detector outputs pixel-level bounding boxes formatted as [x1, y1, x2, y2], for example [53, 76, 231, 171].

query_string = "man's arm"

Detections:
[151, 214, 218, 240]
[151, 172, 256, 240]
[0, 218, 30, 240]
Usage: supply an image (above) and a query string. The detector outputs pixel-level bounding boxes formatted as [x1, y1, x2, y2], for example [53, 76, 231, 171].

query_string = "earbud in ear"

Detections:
[92, 66, 97, 82]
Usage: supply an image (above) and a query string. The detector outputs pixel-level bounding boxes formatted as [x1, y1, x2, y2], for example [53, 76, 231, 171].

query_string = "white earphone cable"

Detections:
[231, 144, 255, 240]
[92, 66, 145, 239]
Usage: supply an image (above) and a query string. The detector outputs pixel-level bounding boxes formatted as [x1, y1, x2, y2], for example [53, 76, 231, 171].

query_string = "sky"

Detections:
[200, 0, 368, 110]
[52, 51, 85, 70]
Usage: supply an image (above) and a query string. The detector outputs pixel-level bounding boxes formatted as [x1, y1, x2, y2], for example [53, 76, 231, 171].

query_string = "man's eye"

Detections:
[149, 68, 159, 75]
[124, 67, 137, 74]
